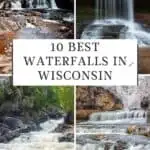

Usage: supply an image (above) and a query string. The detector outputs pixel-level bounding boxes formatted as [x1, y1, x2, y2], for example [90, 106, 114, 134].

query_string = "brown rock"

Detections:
[139, 47, 150, 74]
[76, 109, 99, 120]
[76, 87, 123, 112]
[0, 32, 15, 54]
[95, 92, 115, 110]
[127, 125, 137, 134]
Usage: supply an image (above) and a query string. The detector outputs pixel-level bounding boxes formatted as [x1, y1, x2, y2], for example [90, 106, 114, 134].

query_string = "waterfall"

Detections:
[127, 0, 134, 22]
[9, 0, 58, 9]
[11, 1, 22, 9]
[51, 0, 58, 9]
[34, 0, 58, 9]
[95, 0, 134, 21]
[35, 0, 49, 8]
[29, 0, 33, 8]
[89, 110, 147, 123]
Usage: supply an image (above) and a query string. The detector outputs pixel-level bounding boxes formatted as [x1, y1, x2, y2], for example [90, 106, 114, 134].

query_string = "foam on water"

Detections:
[82, 0, 150, 46]
[78, 143, 150, 150]
[81, 19, 150, 46]
[0, 118, 74, 150]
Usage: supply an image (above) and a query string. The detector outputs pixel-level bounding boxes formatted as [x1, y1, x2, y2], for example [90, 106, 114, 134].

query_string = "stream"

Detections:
[0, 118, 74, 150]
[77, 77, 150, 149]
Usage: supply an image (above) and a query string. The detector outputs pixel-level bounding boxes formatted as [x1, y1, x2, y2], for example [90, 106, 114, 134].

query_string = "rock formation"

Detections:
[0, 10, 73, 74]
[76, 86, 123, 120]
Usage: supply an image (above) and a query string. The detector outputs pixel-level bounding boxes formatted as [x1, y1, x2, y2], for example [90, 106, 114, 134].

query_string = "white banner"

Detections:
[13, 39, 137, 86]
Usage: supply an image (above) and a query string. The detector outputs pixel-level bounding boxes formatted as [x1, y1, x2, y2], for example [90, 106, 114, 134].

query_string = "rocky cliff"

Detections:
[76, 86, 123, 120]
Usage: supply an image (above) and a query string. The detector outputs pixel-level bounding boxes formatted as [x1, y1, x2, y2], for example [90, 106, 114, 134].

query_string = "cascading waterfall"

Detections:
[8, 0, 58, 9]
[32, 0, 58, 9]
[77, 77, 150, 135]
[82, 0, 150, 46]
[89, 110, 147, 123]
[51, 0, 58, 9]
[95, 0, 134, 21]
[36, 0, 49, 9]
[127, 0, 134, 23]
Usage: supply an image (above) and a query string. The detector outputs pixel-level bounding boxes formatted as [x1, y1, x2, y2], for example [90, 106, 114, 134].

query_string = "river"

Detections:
[0, 118, 74, 150]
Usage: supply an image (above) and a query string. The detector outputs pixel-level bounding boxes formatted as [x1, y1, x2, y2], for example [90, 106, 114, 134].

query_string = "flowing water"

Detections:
[95, 0, 134, 20]
[81, 0, 150, 47]
[77, 77, 150, 149]
[0, 118, 74, 150]
[8, 0, 58, 9]
[31, 0, 58, 9]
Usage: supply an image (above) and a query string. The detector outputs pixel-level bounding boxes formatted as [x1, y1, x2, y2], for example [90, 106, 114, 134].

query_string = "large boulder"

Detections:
[59, 133, 74, 142]
[0, 127, 11, 136]
[0, 136, 7, 143]
[5, 131, 20, 141]
[64, 112, 74, 124]
[48, 107, 63, 119]
[3, 117, 24, 130]
[141, 97, 149, 110]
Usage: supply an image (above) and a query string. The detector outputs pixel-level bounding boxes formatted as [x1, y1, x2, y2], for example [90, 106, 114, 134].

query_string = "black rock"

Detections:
[0, 123, 9, 129]
[0, 127, 11, 136]
[5, 131, 20, 142]
[64, 112, 74, 124]
[3, 117, 24, 130]
[0, 136, 7, 143]
[54, 124, 69, 133]
[48, 108, 63, 119]
[114, 141, 128, 150]
[141, 97, 149, 110]
[59, 133, 74, 142]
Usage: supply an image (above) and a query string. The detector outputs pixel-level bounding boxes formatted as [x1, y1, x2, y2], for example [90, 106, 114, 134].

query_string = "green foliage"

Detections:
[51, 86, 74, 113]
[0, 79, 74, 115]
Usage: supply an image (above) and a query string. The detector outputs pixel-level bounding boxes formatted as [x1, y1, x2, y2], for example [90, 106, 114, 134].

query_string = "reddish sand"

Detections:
[0, 32, 15, 54]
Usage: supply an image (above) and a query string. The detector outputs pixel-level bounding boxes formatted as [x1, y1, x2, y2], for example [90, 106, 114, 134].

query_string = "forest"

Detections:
[0, 78, 74, 124]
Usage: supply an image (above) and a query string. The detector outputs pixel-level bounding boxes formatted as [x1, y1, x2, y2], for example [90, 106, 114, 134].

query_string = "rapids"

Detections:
[0, 118, 74, 150]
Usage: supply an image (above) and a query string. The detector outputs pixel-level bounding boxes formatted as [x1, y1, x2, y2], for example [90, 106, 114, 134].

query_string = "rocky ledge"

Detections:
[0, 107, 64, 143]
[127, 125, 150, 137]
[76, 86, 123, 120]
[0, 10, 74, 74]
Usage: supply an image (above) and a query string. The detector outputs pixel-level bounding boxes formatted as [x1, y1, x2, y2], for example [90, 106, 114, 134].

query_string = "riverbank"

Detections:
[0, 80, 74, 145]
[0, 118, 74, 150]
[0, 107, 74, 143]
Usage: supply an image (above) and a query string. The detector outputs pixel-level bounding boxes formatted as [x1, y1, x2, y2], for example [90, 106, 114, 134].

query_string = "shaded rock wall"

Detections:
[104, 77, 150, 109]
[76, 86, 123, 120]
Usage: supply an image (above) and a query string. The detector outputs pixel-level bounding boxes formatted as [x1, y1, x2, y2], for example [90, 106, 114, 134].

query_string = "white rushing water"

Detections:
[36, 0, 49, 8]
[31, 0, 58, 9]
[0, 118, 74, 150]
[89, 110, 147, 123]
[77, 143, 150, 150]
[11, 1, 22, 9]
[82, 0, 150, 47]
[6, 0, 58, 9]
[95, 0, 134, 20]
[77, 77, 150, 134]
